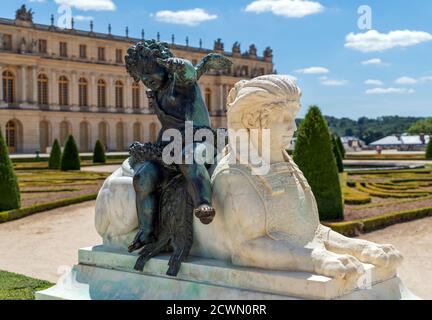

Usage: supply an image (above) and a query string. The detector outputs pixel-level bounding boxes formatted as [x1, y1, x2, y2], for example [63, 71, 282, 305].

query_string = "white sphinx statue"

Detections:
[96, 74, 403, 283]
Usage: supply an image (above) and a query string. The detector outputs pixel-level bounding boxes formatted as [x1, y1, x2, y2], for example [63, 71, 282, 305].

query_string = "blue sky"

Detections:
[4, 0, 432, 119]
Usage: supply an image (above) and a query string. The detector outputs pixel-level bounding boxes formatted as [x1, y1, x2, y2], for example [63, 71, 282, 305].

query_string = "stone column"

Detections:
[32, 66, 38, 104]
[219, 84, 224, 113]
[20, 66, 27, 104]
[71, 71, 78, 107]
[90, 73, 96, 108]
[0, 64, 4, 103]
[50, 69, 59, 107]
[108, 76, 114, 108]
[125, 77, 132, 109]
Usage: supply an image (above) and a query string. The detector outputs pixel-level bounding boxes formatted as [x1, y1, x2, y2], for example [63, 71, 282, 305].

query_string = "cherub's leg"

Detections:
[128, 161, 163, 252]
[319, 225, 403, 269]
[178, 162, 215, 224]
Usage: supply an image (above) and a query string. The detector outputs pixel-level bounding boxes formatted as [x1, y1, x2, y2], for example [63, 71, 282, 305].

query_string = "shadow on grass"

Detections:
[0, 270, 54, 300]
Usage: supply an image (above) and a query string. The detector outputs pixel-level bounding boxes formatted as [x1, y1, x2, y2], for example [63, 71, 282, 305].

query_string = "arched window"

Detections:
[78, 78, 88, 107]
[97, 79, 106, 108]
[80, 121, 90, 152]
[132, 82, 140, 109]
[2, 71, 15, 103]
[205, 88, 212, 111]
[6, 120, 16, 153]
[149, 122, 158, 142]
[115, 80, 124, 108]
[133, 122, 142, 142]
[98, 122, 108, 149]
[116, 122, 125, 151]
[39, 120, 51, 153]
[58, 76, 69, 106]
[59, 120, 71, 146]
[37, 74, 49, 105]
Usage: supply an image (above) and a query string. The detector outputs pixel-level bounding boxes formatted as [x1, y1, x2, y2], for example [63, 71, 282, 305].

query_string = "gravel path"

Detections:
[0, 201, 101, 283]
[359, 217, 432, 299]
[0, 200, 430, 299]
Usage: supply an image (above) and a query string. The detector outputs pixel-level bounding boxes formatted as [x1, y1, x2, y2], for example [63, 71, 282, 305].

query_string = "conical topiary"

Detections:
[332, 135, 344, 173]
[0, 127, 21, 211]
[426, 138, 432, 160]
[48, 139, 62, 170]
[93, 140, 106, 164]
[335, 135, 346, 159]
[60, 135, 81, 171]
[293, 106, 344, 221]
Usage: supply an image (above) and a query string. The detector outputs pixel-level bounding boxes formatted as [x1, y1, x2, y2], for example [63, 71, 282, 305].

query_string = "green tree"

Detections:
[335, 134, 345, 158]
[93, 140, 106, 164]
[293, 106, 344, 221]
[48, 139, 62, 170]
[331, 135, 344, 173]
[0, 127, 21, 211]
[426, 138, 432, 160]
[408, 118, 432, 135]
[60, 135, 81, 171]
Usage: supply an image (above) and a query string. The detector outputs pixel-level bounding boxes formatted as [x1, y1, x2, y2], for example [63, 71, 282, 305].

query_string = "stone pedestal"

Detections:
[36, 246, 419, 300]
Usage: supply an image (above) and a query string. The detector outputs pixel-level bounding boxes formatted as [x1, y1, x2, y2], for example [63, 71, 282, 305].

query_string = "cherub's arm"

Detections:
[156, 57, 197, 85]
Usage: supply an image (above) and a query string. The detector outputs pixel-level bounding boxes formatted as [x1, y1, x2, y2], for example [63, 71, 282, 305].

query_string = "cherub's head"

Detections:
[125, 40, 173, 91]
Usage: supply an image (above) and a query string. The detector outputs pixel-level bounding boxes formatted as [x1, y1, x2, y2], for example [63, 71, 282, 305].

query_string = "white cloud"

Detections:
[154, 8, 217, 26]
[395, 76, 418, 85]
[245, 0, 324, 18]
[54, 0, 116, 11]
[362, 58, 383, 65]
[420, 76, 432, 82]
[74, 15, 93, 21]
[320, 76, 348, 86]
[345, 29, 432, 52]
[366, 87, 415, 95]
[295, 66, 329, 74]
[29, 0, 46, 3]
[365, 79, 383, 86]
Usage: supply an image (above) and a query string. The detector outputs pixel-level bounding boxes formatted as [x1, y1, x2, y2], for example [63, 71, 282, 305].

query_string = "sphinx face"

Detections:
[268, 109, 297, 151]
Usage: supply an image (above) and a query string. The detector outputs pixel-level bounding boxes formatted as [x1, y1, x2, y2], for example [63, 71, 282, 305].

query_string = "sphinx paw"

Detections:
[313, 249, 365, 280]
[359, 244, 403, 269]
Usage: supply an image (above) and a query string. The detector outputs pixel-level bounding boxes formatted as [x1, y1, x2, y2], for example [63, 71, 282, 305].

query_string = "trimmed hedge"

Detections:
[335, 135, 345, 158]
[48, 139, 62, 170]
[0, 127, 21, 211]
[93, 140, 106, 164]
[61, 135, 81, 171]
[325, 206, 432, 237]
[332, 135, 344, 173]
[0, 193, 97, 223]
[426, 139, 432, 160]
[293, 106, 344, 220]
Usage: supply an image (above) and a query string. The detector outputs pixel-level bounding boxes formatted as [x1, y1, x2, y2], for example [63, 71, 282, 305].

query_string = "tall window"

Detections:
[115, 49, 123, 63]
[58, 76, 69, 106]
[132, 82, 140, 109]
[6, 120, 17, 153]
[2, 71, 15, 103]
[115, 80, 124, 108]
[59, 121, 70, 146]
[98, 122, 108, 149]
[38, 39, 47, 54]
[59, 42, 68, 57]
[98, 47, 106, 61]
[79, 44, 87, 59]
[3, 34, 12, 50]
[149, 123, 157, 142]
[78, 78, 88, 107]
[205, 88, 212, 111]
[97, 79, 106, 108]
[37, 74, 49, 105]
[133, 122, 142, 142]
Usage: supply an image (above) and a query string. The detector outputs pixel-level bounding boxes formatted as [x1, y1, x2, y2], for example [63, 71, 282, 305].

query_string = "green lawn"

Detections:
[0, 270, 53, 300]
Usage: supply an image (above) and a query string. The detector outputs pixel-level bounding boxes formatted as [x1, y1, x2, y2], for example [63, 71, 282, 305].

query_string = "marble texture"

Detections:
[36, 246, 418, 300]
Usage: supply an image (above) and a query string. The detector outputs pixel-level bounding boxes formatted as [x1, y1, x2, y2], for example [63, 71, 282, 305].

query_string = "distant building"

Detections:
[369, 134, 430, 151]
[341, 136, 365, 152]
[0, 6, 274, 153]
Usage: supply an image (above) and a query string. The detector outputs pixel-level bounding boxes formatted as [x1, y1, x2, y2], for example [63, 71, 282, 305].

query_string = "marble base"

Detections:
[36, 246, 419, 300]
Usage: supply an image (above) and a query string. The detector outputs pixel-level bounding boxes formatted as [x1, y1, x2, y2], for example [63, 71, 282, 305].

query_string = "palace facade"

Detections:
[0, 6, 274, 154]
